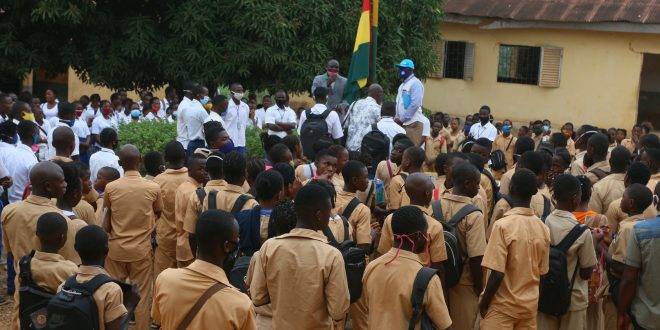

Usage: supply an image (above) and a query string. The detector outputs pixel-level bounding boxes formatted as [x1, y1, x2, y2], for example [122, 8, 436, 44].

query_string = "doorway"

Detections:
[638, 54, 660, 129]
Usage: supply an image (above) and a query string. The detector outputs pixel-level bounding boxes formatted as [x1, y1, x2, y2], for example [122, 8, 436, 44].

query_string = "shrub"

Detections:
[118, 120, 177, 155]
[245, 126, 265, 160]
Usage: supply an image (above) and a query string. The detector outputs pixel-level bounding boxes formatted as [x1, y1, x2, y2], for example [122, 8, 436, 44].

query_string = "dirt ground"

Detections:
[0, 261, 12, 329]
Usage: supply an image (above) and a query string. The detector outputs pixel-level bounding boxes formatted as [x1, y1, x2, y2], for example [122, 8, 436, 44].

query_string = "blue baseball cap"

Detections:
[396, 59, 415, 69]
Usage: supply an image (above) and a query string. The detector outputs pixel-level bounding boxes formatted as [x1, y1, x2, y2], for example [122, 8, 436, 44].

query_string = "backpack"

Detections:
[431, 201, 482, 288]
[489, 150, 507, 171]
[19, 251, 54, 330]
[538, 224, 588, 316]
[205, 190, 254, 217]
[589, 168, 610, 181]
[409, 267, 439, 330]
[300, 108, 332, 160]
[322, 197, 366, 303]
[231, 206, 265, 293]
[500, 194, 552, 221]
[481, 169, 501, 211]
[47, 274, 113, 330]
[229, 256, 252, 294]
[361, 124, 390, 172]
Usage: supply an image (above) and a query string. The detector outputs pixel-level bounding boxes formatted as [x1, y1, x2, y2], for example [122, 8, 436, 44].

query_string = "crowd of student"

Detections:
[1, 78, 660, 330]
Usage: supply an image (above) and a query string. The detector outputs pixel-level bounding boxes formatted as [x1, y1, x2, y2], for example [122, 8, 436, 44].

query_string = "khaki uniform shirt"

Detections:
[604, 198, 657, 234]
[95, 196, 105, 225]
[174, 178, 202, 262]
[488, 190, 553, 239]
[61, 265, 128, 329]
[102, 170, 163, 262]
[73, 199, 97, 225]
[326, 215, 354, 242]
[480, 171, 495, 215]
[494, 134, 517, 172]
[246, 251, 273, 322]
[647, 172, 660, 193]
[203, 183, 258, 214]
[544, 210, 598, 311]
[499, 166, 516, 196]
[294, 163, 315, 186]
[28, 251, 78, 293]
[481, 207, 550, 319]
[609, 214, 646, 263]
[570, 151, 587, 176]
[362, 249, 452, 330]
[333, 190, 371, 245]
[182, 180, 227, 235]
[378, 205, 447, 265]
[250, 228, 350, 329]
[449, 130, 466, 152]
[585, 160, 610, 185]
[425, 134, 447, 165]
[621, 138, 636, 154]
[386, 172, 409, 210]
[152, 260, 257, 330]
[567, 138, 576, 157]
[588, 173, 625, 214]
[153, 168, 189, 251]
[83, 188, 100, 206]
[1, 195, 82, 266]
[441, 194, 486, 286]
[375, 160, 399, 191]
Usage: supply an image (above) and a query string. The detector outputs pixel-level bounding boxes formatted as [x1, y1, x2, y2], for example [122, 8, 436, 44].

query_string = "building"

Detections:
[425, 0, 660, 130]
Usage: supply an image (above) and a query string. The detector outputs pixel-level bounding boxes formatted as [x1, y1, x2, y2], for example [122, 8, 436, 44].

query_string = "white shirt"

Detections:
[469, 122, 498, 142]
[41, 103, 59, 121]
[297, 104, 343, 140]
[265, 106, 297, 138]
[255, 108, 267, 129]
[177, 96, 192, 148]
[117, 111, 132, 125]
[89, 147, 124, 183]
[167, 115, 176, 124]
[91, 115, 118, 135]
[82, 105, 102, 124]
[186, 100, 209, 141]
[420, 116, 431, 149]
[377, 117, 406, 152]
[203, 111, 226, 127]
[34, 119, 52, 140]
[47, 120, 87, 158]
[3, 143, 38, 203]
[223, 99, 250, 147]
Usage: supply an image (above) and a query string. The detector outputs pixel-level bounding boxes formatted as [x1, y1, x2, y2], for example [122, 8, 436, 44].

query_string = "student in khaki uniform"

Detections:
[328, 144, 349, 190]
[588, 147, 630, 214]
[54, 161, 92, 229]
[499, 137, 536, 196]
[470, 138, 496, 214]
[570, 126, 598, 177]
[308, 179, 354, 244]
[102, 144, 164, 330]
[51, 126, 76, 163]
[538, 175, 598, 330]
[640, 147, 660, 191]
[387, 146, 425, 210]
[66, 225, 141, 330]
[272, 163, 302, 200]
[153, 210, 257, 330]
[250, 184, 350, 329]
[480, 169, 551, 330]
[603, 162, 654, 235]
[93, 167, 121, 225]
[375, 136, 413, 192]
[466, 151, 494, 222]
[73, 162, 98, 223]
[441, 162, 487, 330]
[294, 148, 337, 186]
[143, 151, 165, 181]
[174, 154, 208, 267]
[153, 141, 189, 278]
[336, 160, 372, 250]
[433, 153, 449, 200]
[202, 151, 259, 214]
[493, 120, 517, 178]
[363, 206, 452, 330]
[424, 120, 448, 172]
[584, 133, 612, 185]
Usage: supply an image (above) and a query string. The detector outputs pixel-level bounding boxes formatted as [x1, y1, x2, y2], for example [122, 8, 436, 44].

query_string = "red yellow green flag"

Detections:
[344, 0, 373, 103]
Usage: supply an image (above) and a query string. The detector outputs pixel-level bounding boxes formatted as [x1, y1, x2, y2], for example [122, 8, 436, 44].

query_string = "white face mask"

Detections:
[232, 92, 244, 100]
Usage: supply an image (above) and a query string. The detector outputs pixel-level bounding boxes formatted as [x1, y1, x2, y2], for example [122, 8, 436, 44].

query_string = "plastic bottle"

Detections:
[375, 179, 385, 204]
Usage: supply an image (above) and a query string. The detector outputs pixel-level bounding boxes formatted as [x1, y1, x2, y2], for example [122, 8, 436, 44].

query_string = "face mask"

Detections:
[64, 119, 76, 127]
[232, 92, 244, 100]
[75, 109, 83, 118]
[276, 100, 286, 109]
[130, 109, 141, 118]
[219, 139, 235, 154]
[479, 116, 489, 124]
[203, 103, 213, 111]
[200, 96, 210, 106]
[23, 112, 35, 121]
[502, 125, 511, 134]
[172, 111, 178, 119]
[102, 107, 113, 117]
[543, 125, 550, 132]
[533, 128, 543, 135]
[327, 71, 338, 77]
[399, 70, 408, 79]
[222, 241, 239, 274]
[464, 124, 472, 133]
[152, 104, 160, 111]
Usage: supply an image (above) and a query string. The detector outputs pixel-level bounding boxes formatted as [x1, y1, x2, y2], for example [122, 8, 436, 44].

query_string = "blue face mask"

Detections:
[12, 134, 18, 144]
[464, 124, 472, 133]
[200, 96, 210, 106]
[502, 125, 511, 134]
[219, 139, 234, 154]
[66, 119, 76, 127]
[130, 109, 141, 118]
[399, 70, 408, 79]
[543, 125, 550, 132]
[172, 111, 178, 119]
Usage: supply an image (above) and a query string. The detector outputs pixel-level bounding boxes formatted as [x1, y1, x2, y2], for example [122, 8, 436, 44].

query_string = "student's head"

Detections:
[255, 170, 284, 204]
[516, 151, 546, 188]
[514, 136, 536, 163]
[57, 161, 82, 207]
[52, 126, 75, 157]
[261, 95, 272, 109]
[616, 128, 627, 143]
[195, 209, 239, 268]
[552, 174, 581, 212]
[314, 149, 338, 178]
[451, 162, 481, 198]
[270, 199, 296, 236]
[509, 168, 538, 204]
[342, 160, 369, 192]
[444, 152, 469, 189]
[550, 132, 568, 149]
[211, 95, 228, 114]
[0, 121, 16, 144]
[269, 143, 293, 165]
[391, 206, 428, 254]
[609, 146, 632, 174]
[471, 138, 492, 165]
[294, 184, 332, 230]
[36, 212, 69, 252]
[281, 135, 303, 159]
[99, 127, 118, 150]
[117, 144, 142, 172]
[575, 125, 598, 151]
[586, 133, 610, 164]
[435, 153, 449, 176]
[75, 225, 109, 265]
[205, 126, 231, 151]
[641, 148, 660, 174]
[203, 151, 224, 180]
[273, 163, 300, 199]
[56, 102, 75, 120]
[639, 134, 660, 151]
[246, 158, 265, 187]
[164, 141, 186, 166]
[551, 148, 572, 182]
[223, 151, 246, 186]
[478, 106, 491, 124]
[620, 183, 653, 216]
[261, 133, 282, 158]
[575, 175, 593, 205]
[465, 152, 484, 173]
[75, 162, 92, 195]
[187, 153, 209, 184]
[313, 86, 328, 103]
[381, 101, 396, 117]
[403, 173, 434, 206]
[401, 147, 426, 172]
[625, 161, 652, 187]
[312, 138, 334, 155]
[517, 126, 529, 137]
[17, 120, 36, 144]
[328, 144, 349, 174]
[390, 136, 414, 165]
[94, 166, 120, 192]
[30, 161, 67, 199]
[144, 151, 165, 177]
[307, 179, 337, 208]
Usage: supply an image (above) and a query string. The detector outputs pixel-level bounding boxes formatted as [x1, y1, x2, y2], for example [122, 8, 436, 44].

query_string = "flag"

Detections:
[343, 0, 373, 103]
[371, 0, 378, 83]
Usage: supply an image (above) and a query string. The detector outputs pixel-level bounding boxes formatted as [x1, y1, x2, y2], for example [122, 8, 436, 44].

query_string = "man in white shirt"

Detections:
[3, 120, 38, 203]
[255, 95, 272, 129]
[468, 105, 497, 142]
[204, 94, 227, 126]
[177, 81, 198, 149]
[223, 82, 250, 155]
[89, 127, 123, 184]
[265, 90, 297, 138]
[91, 104, 118, 146]
[394, 59, 425, 147]
[345, 84, 383, 151]
[377, 101, 406, 153]
[298, 87, 343, 144]
[47, 102, 87, 159]
[185, 85, 211, 157]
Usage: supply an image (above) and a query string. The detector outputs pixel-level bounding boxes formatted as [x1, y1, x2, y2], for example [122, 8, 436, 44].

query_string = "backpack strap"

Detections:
[386, 160, 393, 178]
[431, 200, 444, 222]
[208, 190, 218, 210]
[556, 224, 589, 253]
[501, 194, 513, 208]
[590, 168, 609, 181]
[320, 108, 332, 119]
[19, 250, 36, 287]
[195, 188, 206, 206]
[176, 281, 228, 330]
[505, 136, 514, 151]
[342, 197, 361, 220]
[541, 195, 551, 221]
[365, 182, 375, 206]
[340, 215, 350, 243]
[482, 169, 500, 195]
[409, 267, 438, 330]
[448, 204, 481, 227]
[323, 224, 341, 247]
[63, 273, 113, 296]
[397, 173, 409, 193]
[231, 195, 253, 215]
[305, 109, 312, 119]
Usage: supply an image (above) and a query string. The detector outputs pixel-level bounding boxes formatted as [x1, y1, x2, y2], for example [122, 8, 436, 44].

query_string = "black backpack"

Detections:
[229, 256, 252, 294]
[360, 124, 390, 171]
[47, 273, 113, 330]
[500, 194, 552, 221]
[431, 201, 482, 288]
[409, 267, 438, 330]
[19, 251, 54, 330]
[322, 197, 366, 303]
[489, 150, 507, 171]
[538, 224, 588, 316]
[300, 108, 332, 160]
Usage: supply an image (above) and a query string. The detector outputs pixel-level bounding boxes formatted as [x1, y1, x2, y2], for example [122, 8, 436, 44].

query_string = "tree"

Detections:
[0, 0, 442, 94]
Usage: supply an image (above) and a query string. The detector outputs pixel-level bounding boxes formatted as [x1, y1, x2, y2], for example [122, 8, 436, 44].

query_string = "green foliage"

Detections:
[1, 0, 443, 95]
[245, 126, 265, 160]
[118, 121, 177, 155]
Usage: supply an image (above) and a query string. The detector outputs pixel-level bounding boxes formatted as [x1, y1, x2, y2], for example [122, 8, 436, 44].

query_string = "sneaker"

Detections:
[0, 296, 10, 306]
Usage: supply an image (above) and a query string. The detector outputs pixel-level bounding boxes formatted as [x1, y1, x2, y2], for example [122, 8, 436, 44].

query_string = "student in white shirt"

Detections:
[5, 121, 39, 203]
[265, 90, 297, 138]
[297, 87, 343, 143]
[468, 105, 497, 142]
[47, 102, 89, 159]
[40, 88, 59, 121]
[89, 127, 123, 184]
[117, 99, 136, 125]
[185, 85, 211, 157]
[255, 95, 272, 129]
[204, 95, 228, 126]
[223, 82, 250, 155]
[82, 93, 102, 127]
[376, 101, 406, 153]
[32, 106, 51, 142]
[177, 81, 197, 149]
[91, 101, 119, 146]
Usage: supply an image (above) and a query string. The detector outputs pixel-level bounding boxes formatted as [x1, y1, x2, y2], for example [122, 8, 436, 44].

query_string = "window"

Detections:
[432, 40, 475, 80]
[497, 45, 541, 85]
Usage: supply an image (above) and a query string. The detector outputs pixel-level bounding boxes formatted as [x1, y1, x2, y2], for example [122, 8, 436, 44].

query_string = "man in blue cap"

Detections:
[395, 59, 425, 147]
